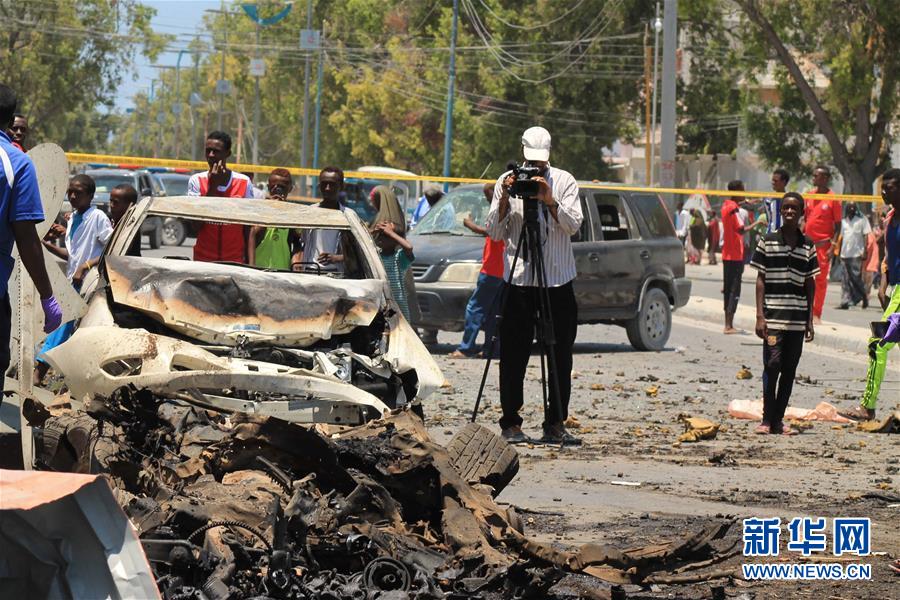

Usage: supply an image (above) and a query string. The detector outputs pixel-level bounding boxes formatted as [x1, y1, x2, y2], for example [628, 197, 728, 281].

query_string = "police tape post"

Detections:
[64, 152, 884, 204]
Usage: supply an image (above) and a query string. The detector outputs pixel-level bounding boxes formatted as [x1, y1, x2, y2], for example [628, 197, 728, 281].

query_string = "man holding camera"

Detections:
[486, 126, 583, 445]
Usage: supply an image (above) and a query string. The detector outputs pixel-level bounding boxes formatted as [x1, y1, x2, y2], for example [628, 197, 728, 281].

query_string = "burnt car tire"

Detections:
[446, 423, 519, 497]
[625, 287, 671, 352]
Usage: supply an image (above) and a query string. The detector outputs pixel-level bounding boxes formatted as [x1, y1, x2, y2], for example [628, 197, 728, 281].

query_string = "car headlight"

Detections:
[438, 262, 481, 283]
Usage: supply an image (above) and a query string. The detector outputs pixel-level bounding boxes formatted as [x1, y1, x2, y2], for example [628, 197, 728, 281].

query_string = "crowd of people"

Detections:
[1, 76, 896, 447]
[675, 165, 899, 431]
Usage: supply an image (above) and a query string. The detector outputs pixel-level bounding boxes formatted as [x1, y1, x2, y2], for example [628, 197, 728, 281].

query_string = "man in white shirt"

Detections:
[837, 203, 871, 309]
[486, 126, 583, 445]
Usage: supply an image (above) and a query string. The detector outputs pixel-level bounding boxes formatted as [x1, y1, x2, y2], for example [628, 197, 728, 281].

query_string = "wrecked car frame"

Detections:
[44, 195, 443, 426]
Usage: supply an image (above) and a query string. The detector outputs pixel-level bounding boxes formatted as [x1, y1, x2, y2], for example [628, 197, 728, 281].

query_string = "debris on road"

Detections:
[727, 399, 854, 423]
[856, 410, 900, 434]
[22, 391, 737, 598]
[677, 416, 720, 442]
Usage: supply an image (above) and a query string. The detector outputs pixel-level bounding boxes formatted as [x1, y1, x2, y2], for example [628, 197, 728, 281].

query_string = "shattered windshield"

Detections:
[412, 186, 489, 236]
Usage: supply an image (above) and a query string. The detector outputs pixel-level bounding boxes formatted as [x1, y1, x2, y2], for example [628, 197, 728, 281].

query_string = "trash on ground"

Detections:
[856, 411, 900, 434]
[727, 399, 855, 423]
[735, 367, 753, 380]
[677, 416, 720, 442]
[20, 395, 735, 598]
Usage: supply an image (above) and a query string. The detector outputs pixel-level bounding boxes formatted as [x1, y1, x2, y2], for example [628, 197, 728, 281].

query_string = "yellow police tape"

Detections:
[65, 152, 882, 203]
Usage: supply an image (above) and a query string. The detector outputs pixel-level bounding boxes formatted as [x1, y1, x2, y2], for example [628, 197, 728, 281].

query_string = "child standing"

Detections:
[750, 192, 818, 435]
[370, 186, 415, 322]
[35, 174, 112, 384]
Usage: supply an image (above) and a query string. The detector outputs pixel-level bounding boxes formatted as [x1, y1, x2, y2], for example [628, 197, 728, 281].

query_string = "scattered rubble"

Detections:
[677, 416, 720, 443]
[21, 389, 737, 599]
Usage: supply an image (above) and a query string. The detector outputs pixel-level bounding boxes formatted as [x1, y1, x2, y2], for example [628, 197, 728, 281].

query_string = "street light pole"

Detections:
[442, 0, 459, 192]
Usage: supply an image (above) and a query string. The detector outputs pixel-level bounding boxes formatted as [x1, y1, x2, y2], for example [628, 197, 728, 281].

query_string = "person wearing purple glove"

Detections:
[841, 168, 900, 421]
[0, 84, 59, 379]
[881, 313, 900, 345]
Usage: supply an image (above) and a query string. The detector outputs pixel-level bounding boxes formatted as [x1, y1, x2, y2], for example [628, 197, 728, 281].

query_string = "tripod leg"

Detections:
[527, 224, 566, 428]
[470, 227, 528, 423]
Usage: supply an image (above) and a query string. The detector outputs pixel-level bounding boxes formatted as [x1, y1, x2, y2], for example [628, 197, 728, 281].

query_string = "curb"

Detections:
[675, 298, 871, 355]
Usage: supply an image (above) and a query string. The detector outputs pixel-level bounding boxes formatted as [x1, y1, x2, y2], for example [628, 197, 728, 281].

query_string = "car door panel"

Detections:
[579, 192, 643, 318]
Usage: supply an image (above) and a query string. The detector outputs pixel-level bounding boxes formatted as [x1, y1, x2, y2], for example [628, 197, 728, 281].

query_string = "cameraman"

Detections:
[486, 126, 583, 445]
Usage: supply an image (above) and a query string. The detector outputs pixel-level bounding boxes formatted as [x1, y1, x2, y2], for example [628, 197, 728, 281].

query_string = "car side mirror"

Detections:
[140, 188, 152, 197]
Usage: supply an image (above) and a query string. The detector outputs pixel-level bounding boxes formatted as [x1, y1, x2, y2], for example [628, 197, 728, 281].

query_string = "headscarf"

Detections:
[370, 185, 406, 243]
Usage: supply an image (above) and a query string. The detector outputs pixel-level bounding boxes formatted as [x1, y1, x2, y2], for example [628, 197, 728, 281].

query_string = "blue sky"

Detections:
[117, 1, 218, 110]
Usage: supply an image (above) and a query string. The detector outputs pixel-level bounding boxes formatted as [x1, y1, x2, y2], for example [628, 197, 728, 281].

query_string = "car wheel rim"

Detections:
[162, 222, 182, 244]
[644, 300, 667, 340]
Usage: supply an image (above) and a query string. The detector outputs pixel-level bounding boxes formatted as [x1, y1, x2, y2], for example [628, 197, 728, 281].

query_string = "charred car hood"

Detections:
[106, 255, 385, 346]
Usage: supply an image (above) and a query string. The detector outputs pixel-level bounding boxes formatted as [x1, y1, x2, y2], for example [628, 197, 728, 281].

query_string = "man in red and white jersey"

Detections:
[187, 131, 255, 262]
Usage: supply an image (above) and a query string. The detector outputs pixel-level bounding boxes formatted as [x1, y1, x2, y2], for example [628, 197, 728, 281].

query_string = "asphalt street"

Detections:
[426, 315, 898, 598]
[686, 262, 884, 330]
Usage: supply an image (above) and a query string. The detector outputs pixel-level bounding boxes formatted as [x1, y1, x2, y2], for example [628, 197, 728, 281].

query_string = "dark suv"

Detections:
[408, 184, 691, 351]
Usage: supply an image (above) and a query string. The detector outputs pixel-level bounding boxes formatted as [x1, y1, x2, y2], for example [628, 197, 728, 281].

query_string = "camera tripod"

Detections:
[470, 197, 565, 431]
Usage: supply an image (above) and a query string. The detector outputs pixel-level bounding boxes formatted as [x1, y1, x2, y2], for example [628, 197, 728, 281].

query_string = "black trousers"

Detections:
[499, 282, 577, 430]
[723, 260, 744, 314]
[762, 330, 805, 426]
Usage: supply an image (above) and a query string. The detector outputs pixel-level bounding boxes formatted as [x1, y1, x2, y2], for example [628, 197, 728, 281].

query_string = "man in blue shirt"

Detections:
[409, 185, 443, 228]
[761, 168, 789, 233]
[0, 83, 62, 376]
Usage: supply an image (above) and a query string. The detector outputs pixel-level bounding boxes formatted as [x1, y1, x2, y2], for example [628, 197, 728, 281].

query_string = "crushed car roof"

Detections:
[146, 195, 353, 228]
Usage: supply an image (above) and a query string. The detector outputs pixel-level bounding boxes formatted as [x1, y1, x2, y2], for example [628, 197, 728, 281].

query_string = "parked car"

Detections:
[408, 184, 692, 351]
[43, 195, 443, 425]
[154, 171, 192, 246]
[342, 178, 410, 225]
[61, 169, 167, 248]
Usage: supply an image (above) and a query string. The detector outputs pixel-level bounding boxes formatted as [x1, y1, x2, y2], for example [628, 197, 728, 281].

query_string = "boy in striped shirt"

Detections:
[750, 192, 819, 435]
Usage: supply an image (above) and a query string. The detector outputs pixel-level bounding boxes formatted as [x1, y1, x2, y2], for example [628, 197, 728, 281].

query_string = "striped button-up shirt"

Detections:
[486, 165, 582, 287]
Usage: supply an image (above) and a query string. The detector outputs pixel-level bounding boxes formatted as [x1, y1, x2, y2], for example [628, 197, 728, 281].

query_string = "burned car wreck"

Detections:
[26, 403, 738, 600]
[44, 196, 444, 425]
[15, 195, 739, 599]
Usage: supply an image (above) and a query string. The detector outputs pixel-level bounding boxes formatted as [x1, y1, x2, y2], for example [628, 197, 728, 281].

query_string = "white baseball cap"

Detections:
[522, 126, 551, 161]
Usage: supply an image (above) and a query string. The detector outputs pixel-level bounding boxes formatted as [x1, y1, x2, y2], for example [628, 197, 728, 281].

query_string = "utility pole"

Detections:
[442, 0, 459, 192]
[252, 23, 261, 165]
[650, 3, 662, 185]
[300, 0, 313, 195]
[660, 0, 678, 209]
[174, 50, 190, 159]
[312, 21, 325, 196]
[643, 25, 652, 186]
[218, 2, 227, 131]
[191, 48, 200, 161]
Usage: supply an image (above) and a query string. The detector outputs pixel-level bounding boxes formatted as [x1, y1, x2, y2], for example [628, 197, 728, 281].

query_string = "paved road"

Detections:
[686, 262, 884, 330]
[427, 315, 898, 597]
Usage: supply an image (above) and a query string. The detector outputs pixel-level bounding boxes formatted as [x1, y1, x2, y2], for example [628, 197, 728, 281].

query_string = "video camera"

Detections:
[509, 163, 543, 199]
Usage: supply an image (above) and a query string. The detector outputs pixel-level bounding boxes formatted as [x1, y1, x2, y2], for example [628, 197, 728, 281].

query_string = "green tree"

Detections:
[117, 0, 656, 181]
[734, 0, 900, 193]
[0, 0, 167, 152]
